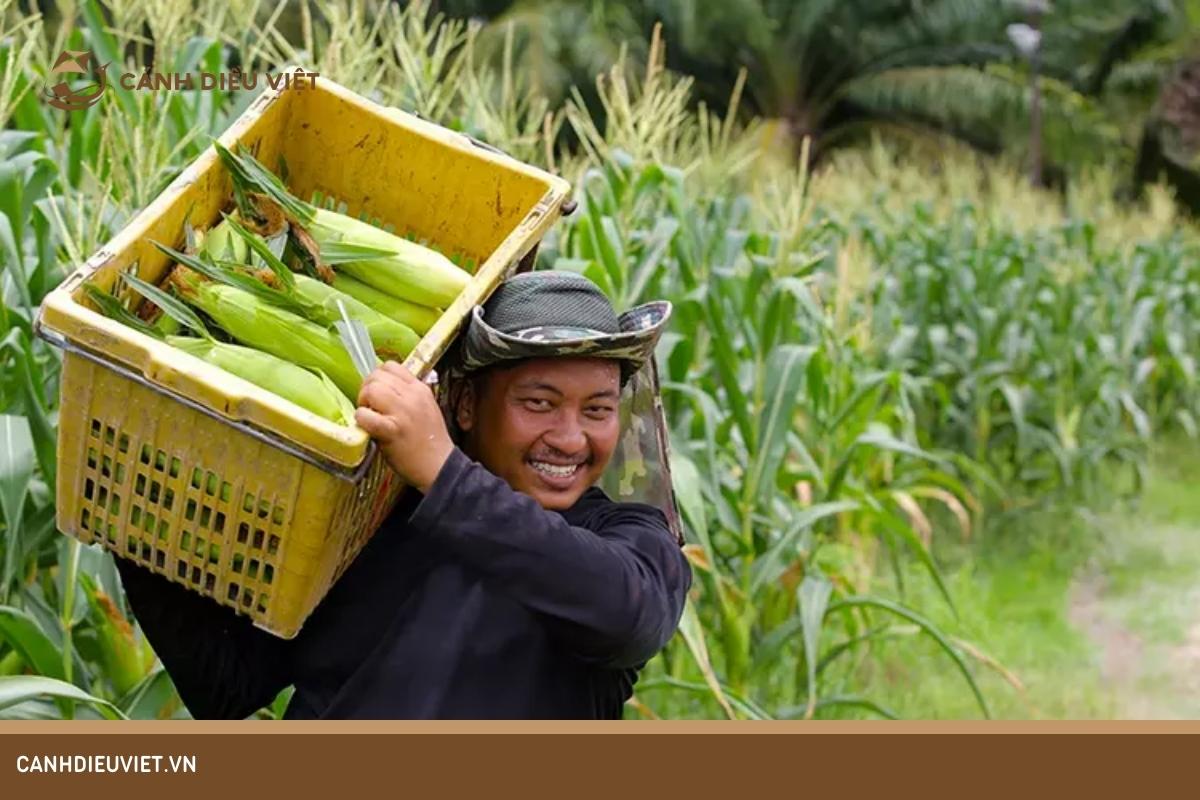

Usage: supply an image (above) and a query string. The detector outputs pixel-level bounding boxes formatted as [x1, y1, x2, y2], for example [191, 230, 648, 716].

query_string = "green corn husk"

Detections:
[213, 142, 470, 307]
[307, 207, 469, 308]
[292, 274, 419, 359]
[331, 272, 442, 336]
[192, 216, 420, 358]
[169, 270, 362, 399]
[152, 313, 182, 337]
[168, 336, 355, 424]
[197, 217, 249, 263]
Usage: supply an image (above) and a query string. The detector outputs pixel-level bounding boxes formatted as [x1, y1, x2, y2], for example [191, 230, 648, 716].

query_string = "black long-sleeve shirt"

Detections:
[115, 448, 691, 719]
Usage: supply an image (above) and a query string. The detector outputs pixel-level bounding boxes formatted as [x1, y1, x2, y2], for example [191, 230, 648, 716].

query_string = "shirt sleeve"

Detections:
[408, 448, 692, 669]
[115, 558, 293, 719]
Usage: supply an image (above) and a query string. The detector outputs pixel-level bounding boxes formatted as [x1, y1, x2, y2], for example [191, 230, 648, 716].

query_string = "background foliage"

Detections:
[1, 0, 1198, 719]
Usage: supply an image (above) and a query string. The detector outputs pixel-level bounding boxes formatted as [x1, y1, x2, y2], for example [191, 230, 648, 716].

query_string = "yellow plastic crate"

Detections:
[34, 70, 571, 638]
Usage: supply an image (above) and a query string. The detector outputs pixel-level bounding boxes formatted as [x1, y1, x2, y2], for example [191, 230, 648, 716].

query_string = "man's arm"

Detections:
[116, 559, 293, 719]
[409, 448, 691, 669]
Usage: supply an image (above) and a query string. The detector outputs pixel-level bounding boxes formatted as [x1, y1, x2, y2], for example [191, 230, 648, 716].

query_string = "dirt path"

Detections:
[1068, 520, 1200, 720]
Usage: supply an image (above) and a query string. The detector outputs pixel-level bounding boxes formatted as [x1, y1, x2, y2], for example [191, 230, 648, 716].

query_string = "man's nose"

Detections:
[542, 413, 588, 454]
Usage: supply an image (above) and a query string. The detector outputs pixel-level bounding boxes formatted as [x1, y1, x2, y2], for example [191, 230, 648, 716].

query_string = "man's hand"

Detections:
[355, 362, 455, 493]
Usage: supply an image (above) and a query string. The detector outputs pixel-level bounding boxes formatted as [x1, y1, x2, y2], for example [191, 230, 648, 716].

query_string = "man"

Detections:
[116, 270, 691, 719]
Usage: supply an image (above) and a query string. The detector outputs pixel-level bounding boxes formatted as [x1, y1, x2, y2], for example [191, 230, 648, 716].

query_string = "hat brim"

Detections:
[458, 300, 672, 375]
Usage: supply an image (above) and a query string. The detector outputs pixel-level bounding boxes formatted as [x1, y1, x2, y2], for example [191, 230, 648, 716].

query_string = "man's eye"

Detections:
[586, 406, 615, 419]
[524, 398, 552, 411]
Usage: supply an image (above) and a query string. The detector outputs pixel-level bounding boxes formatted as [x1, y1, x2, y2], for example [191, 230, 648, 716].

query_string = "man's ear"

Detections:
[455, 377, 478, 433]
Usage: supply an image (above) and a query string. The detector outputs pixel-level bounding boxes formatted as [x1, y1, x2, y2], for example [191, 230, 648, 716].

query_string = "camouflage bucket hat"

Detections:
[458, 270, 671, 379]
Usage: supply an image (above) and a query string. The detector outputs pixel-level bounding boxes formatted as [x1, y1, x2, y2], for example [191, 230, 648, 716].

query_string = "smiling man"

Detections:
[117, 270, 691, 720]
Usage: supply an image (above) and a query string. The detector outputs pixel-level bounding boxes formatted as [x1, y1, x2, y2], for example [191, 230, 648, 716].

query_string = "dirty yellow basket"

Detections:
[34, 69, 571, 638]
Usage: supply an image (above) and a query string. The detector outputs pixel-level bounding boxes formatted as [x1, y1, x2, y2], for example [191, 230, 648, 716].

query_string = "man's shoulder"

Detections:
[562, 486, 670, 535]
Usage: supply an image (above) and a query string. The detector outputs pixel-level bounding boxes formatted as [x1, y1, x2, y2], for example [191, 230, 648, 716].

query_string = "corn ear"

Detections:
[168, 336, 356, 424]
[198, 217, 249, 264]
[308, 207, 469, 308]
[213, 143, 469, 307]
[331, 273, 442, 335]
[169, 270, 362, 399]
[292, 274, 419, 359]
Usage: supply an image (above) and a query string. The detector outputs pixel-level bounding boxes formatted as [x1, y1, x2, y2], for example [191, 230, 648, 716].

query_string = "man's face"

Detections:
[456, 357, 622, 510]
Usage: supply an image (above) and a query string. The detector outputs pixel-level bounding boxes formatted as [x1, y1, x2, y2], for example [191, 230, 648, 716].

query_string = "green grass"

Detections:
[854, 445, 1200, 719]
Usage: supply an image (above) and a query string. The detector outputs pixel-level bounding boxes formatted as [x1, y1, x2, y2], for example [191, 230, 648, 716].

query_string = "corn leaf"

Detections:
[221, 212, 295, 290]
[120, 271, 213, 341]
[82, 284, 163, 339]
[828, 596, 990, 719]
[211, 141, 311, 223]
[0, 605, 64, 681]
[0, 675, 126, 720]
[319, 241, 401, 265]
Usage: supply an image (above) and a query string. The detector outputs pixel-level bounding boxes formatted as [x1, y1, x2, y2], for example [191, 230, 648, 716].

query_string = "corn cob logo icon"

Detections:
[44, 50, 109, 111]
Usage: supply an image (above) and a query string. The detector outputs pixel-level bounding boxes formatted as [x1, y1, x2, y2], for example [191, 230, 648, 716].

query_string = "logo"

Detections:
[44, 50, 109, 111]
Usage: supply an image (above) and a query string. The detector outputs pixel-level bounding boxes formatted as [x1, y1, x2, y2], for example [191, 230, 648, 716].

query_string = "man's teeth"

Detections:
[531, 461, 580, 478]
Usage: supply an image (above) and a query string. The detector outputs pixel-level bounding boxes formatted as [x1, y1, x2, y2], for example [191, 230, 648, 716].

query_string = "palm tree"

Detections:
[459, 0, 1196, 179]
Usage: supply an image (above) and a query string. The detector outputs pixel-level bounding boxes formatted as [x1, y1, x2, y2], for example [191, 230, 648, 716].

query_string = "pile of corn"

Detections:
[85, 144, 470, 425]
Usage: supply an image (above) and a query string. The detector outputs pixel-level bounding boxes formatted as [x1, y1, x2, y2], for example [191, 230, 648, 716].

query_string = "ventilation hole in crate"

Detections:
[272, 506, 285, 526]
[117, 433, 129, 453]
[247, 559, 259, 580]
[199, 506, 212, 529]
[101, 455, 112, 478]
[180, 531, 191, 552]
[130, 506, 141, 527]
[190, 468, 203, 490]
[104, 426, 115, 446]
[227, 582, 240, 601]
[115, 463, 125, 485]
[140, 542, 152, 561]
[97, 486, 108, 508]
[191, 566, 201, 585]
[155, 550, 165, 569]
[80, 508, 90, 530]
[90, 419, 101, 438]
[268, 534, 280, 556]
[257, 594, 268, 614]
[142, 512, 155, 534]
[107, 523, 117, 544]
[185, 498, 197, 521]
[232, 554, 244, 574]
[169, 457, 181, 479]
[204, 572, 216, 593]
[262, 564, 274, 585]
[242, 493, 255, 514]
[237, 523, 249, 545]
[208, 543, 220, 565]
[176, 561, 187, 579]
[252, 529, 265, 550]
[204, 472, 218, 496]
[220, 481, 231, 503]
[110, 493, 120, 516]
[134, 474, 146, 496]
[214, 511, 226, 534]
[257, 500, 270, 520]
[84, 478, 94, 501]
[157, 519, 169, 542]
[87, 447, 97, 469]
[194, 535, 206, 558]
[163, 488, 175, 511]
[126, 537, 137, 554]
[154, 450, 167, 472]
[140, 444, 152, 465]
[148, 481, 161, 504]
[241, 591, 253, 608]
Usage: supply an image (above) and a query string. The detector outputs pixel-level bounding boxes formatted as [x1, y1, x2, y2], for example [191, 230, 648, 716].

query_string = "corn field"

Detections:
[2, 0, 1198, 720]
